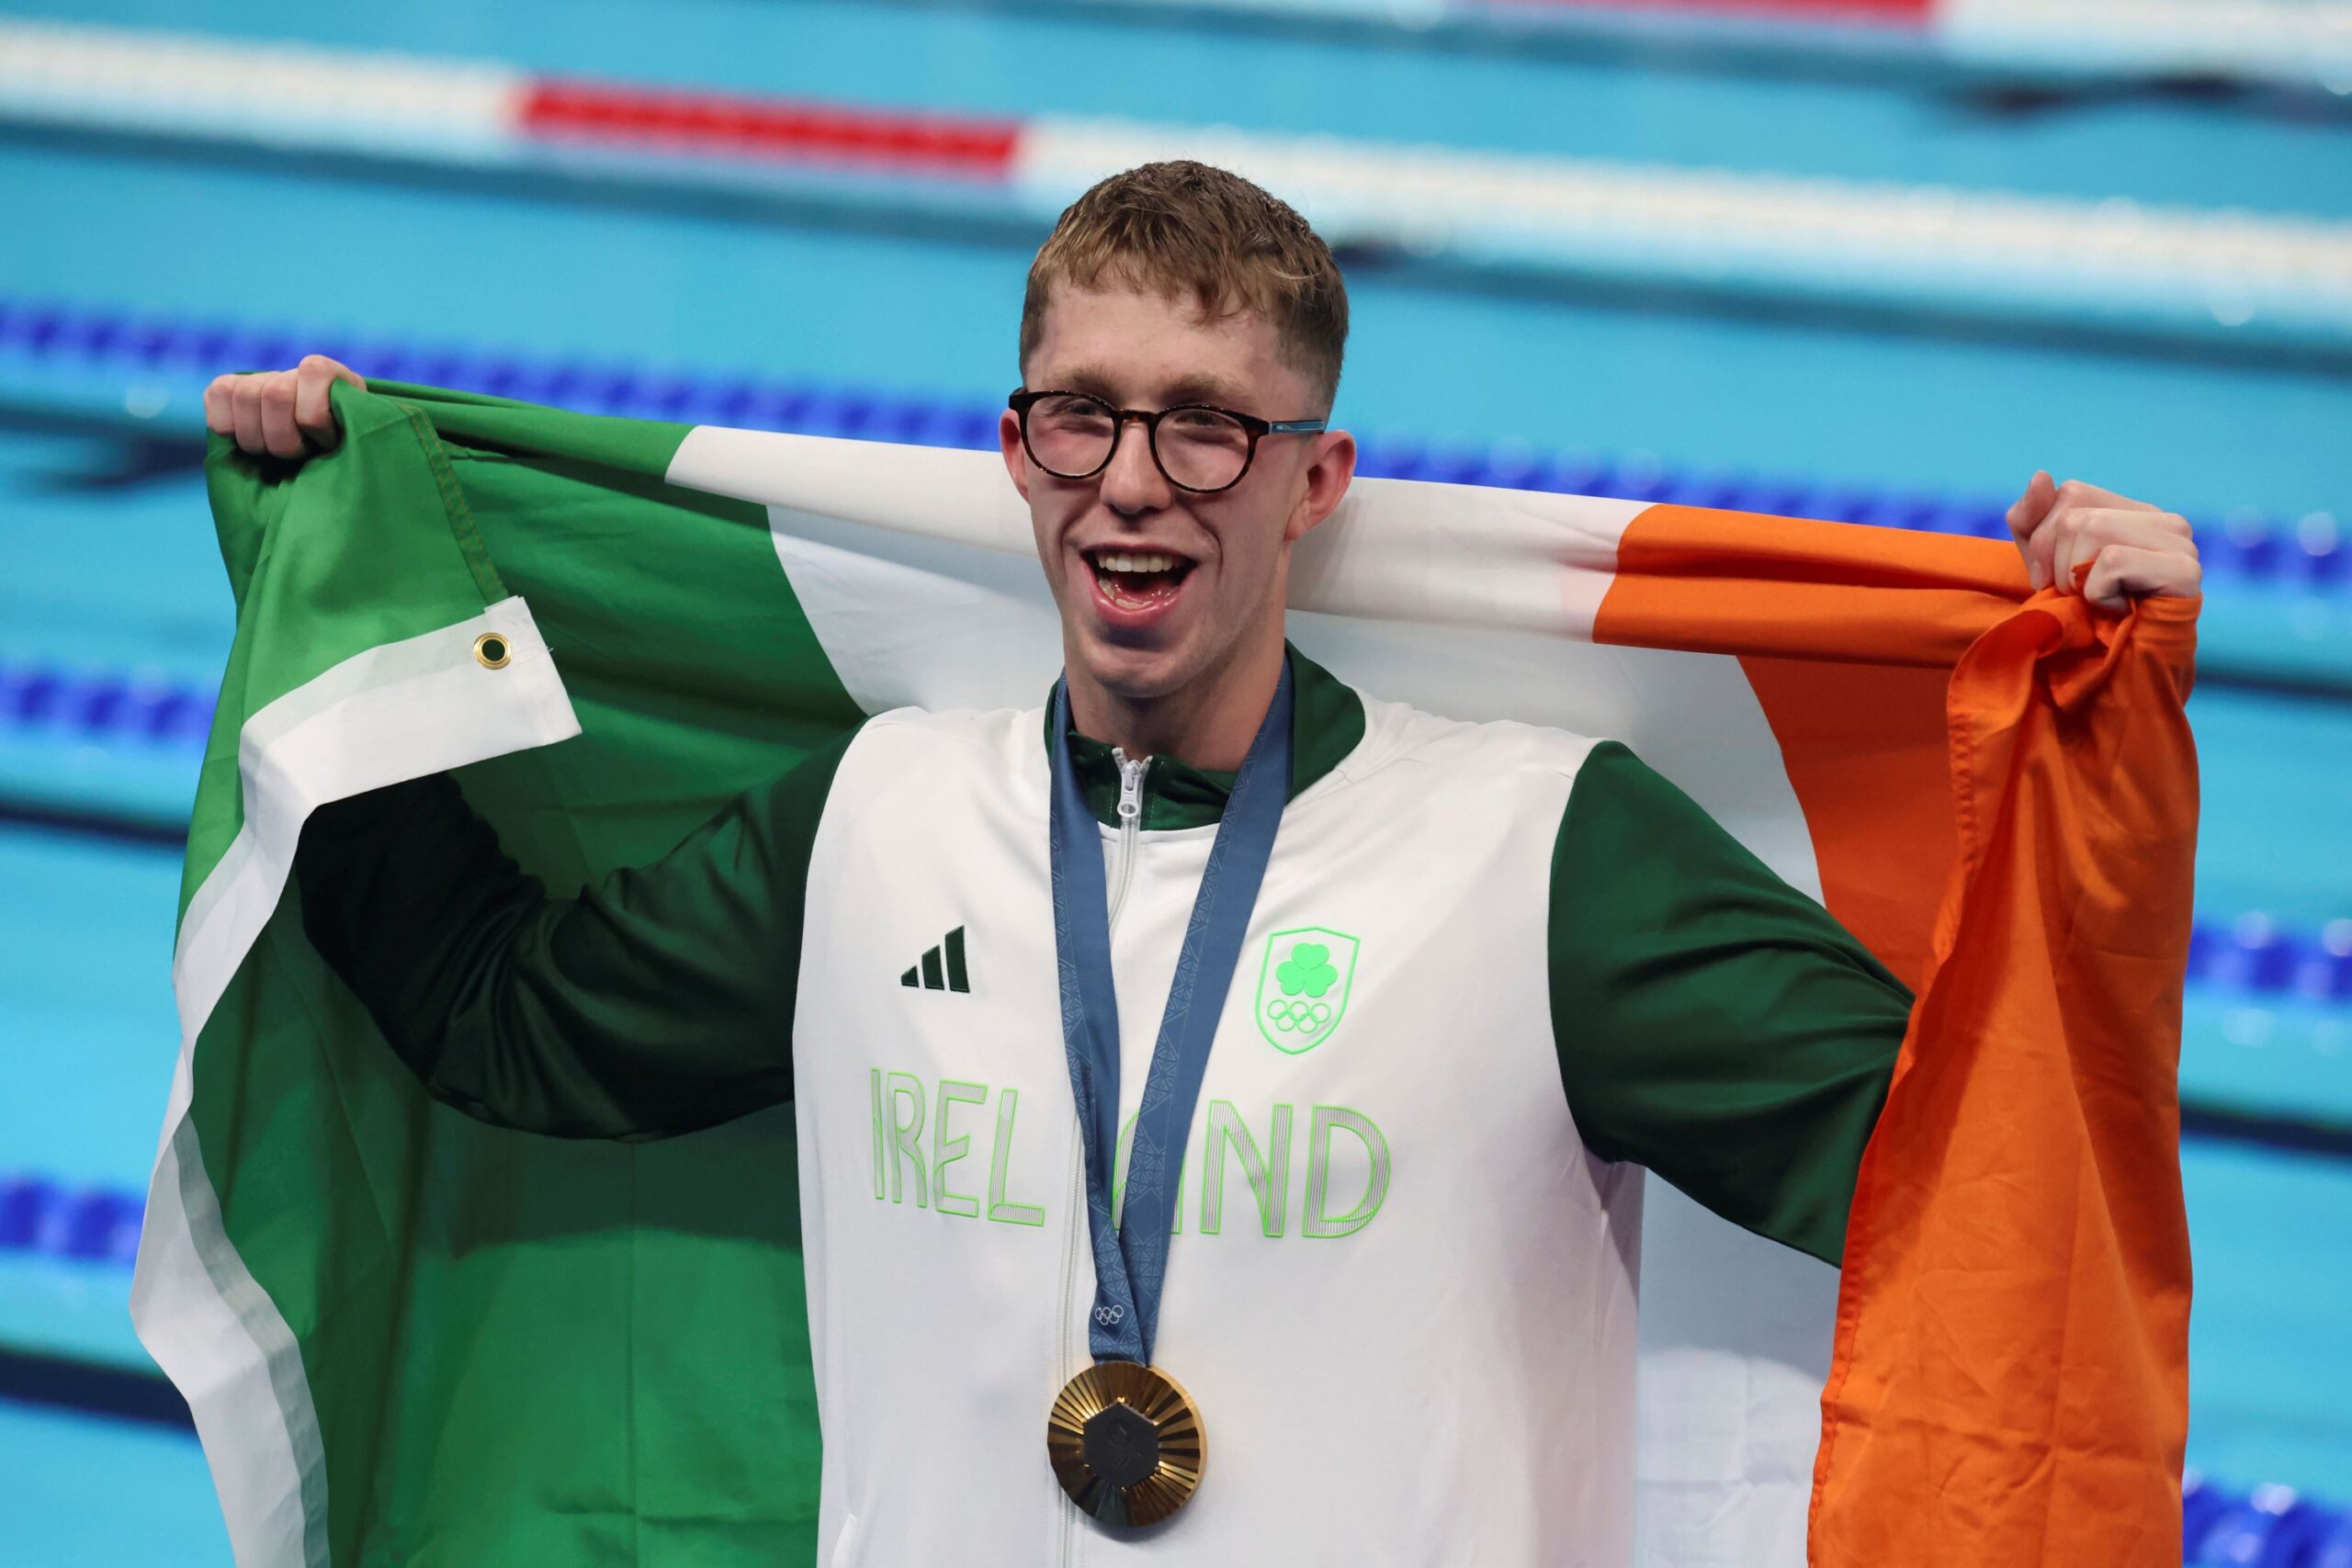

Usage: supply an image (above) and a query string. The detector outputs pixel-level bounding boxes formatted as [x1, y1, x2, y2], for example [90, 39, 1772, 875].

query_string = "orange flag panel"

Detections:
[1597, 507, 2196, 1568]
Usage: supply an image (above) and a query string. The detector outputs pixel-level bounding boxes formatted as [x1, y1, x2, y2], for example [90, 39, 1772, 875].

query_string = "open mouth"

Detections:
[1084, 547, 1197, 615]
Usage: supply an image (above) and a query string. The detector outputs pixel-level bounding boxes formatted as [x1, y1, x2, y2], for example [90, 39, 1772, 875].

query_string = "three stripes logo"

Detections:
[901, 926, 971, 994]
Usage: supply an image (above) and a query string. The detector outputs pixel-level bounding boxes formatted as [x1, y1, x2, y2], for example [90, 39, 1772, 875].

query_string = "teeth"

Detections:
[1094, 551, 1177, 575]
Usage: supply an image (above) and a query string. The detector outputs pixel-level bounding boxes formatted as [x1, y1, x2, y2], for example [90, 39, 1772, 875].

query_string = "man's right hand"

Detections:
[204, 356, 367, 458]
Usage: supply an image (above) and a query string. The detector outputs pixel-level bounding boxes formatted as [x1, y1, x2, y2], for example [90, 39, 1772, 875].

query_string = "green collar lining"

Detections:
[1054, 646, 1366, 830]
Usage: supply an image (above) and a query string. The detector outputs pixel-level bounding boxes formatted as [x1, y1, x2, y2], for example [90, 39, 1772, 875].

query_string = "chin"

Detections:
[1071, 630, 1203, 704]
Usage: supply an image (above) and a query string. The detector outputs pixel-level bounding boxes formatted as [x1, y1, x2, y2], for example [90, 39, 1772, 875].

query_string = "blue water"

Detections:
[1, 0, 2346, 1559]
[0, 1398, 228, 1568]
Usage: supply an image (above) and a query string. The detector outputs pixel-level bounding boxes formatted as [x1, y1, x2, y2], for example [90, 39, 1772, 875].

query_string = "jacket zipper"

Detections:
[1056, 750, 1150, 1568]
[1105, 749, 1147, 927]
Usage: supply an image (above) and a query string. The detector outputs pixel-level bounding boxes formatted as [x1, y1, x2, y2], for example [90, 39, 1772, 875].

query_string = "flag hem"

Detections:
[130, 595, 580, 1568]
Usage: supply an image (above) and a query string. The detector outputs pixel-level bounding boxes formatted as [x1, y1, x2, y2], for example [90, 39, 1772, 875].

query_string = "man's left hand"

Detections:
[2007, 471, 2202, 612]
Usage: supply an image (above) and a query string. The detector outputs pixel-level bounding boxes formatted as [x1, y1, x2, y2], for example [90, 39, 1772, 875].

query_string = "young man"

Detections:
[213, 162, 2199, 1563]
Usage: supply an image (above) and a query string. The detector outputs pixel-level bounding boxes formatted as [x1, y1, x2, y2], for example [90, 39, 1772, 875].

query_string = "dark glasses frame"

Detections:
[1007, 388, 1329, 495]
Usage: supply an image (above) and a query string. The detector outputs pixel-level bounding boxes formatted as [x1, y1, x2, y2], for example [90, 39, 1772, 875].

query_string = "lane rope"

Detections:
[4, 20, 2350, 340]
[0, 294, 2338, 592]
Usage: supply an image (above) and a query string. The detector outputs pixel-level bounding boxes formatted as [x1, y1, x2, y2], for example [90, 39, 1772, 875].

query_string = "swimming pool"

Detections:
[2, 2, 2346, 1560]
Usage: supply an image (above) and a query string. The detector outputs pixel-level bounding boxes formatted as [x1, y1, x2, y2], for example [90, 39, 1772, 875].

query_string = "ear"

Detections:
[1283, 429, 1357, 544]
[1000, 408, 1032, 502]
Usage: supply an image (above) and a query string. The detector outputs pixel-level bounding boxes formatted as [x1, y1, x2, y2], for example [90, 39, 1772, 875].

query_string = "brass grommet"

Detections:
[473, 632, 513, 670]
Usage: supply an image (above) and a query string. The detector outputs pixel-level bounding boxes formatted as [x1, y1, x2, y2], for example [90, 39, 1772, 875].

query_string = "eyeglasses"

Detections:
[1008, 389, 1328, 495]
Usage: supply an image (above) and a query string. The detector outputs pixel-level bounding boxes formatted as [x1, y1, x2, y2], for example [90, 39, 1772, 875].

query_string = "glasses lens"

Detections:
[1153, 406, 1252, 491]
[1024, 393, 1117, 478]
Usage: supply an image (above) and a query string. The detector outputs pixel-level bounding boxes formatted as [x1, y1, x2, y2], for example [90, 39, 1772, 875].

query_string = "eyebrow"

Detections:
[1047, 367, 1254, 411]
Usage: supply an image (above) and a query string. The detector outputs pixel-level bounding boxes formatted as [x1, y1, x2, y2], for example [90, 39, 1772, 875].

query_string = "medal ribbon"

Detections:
[1048, 664, 1293, 1367]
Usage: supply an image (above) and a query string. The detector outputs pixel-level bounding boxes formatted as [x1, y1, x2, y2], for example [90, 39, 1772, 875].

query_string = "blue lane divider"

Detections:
[5, 1179, 2345, 1563]
[2186, 1475, 2352, 1566]
[0, 1159, 2336, 1566]
[0, 663, 214, 750]
[2188, 916, 2352, 1004]
[7, 1169, 2346, 1566]
[0, 1175, 142, 1269]
[6, 658, 2347, 999]
[0, 294, 2343, 588]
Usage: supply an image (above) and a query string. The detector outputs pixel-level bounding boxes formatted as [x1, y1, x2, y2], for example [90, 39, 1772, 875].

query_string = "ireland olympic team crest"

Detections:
[1253, 927, 1361, 1055]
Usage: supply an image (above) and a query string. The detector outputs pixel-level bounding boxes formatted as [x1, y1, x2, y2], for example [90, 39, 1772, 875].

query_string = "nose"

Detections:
[1098, 412, 1173, 516]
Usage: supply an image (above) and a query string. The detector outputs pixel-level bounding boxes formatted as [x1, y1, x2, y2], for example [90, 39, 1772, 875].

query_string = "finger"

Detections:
[2053, 513, 2086, 596]
[2078, 504, 2196, 551]
[292, 356, 351, 448]
[2083, 545, 2203, 612]
[2008, 469, 2058, 592]
[2064, 508, 2200, 594]
[230, 376, 268, 454]
[202, 375, 238, 436]
[2006, 468, 2056, 543]
[2052, 507, 2110, 595]
[258, 374, 305, 459]
[2049, 477, 2162, 516]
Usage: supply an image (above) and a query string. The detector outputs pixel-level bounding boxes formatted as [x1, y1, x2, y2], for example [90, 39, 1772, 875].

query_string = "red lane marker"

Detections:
[519, 79, 1023, 178]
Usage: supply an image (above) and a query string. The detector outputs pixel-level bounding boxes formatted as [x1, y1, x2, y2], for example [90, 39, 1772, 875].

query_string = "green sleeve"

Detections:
[294, 728, 859, 1142]
[1547, 741, 1912, 1266]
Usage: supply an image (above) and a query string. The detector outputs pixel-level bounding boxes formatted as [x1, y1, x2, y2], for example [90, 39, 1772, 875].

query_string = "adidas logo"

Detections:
[900, 926, 971, 993]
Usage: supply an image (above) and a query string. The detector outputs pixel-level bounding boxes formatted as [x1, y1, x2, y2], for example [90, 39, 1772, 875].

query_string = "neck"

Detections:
[1065, 636, 1285, 773]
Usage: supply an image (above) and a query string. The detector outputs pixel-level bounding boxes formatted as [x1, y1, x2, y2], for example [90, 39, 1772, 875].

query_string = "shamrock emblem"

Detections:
[1276, 942, 1340, 998]
[1256, 928, 1358, 1054]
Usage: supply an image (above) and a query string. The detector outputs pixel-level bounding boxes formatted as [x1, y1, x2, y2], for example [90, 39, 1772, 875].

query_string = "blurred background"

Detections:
[1, 0, 2348, 1562]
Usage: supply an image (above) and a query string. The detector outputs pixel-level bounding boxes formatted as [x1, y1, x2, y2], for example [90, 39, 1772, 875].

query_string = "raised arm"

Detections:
[296, 731, 857, 1142]
[1547, 743, 1914, 1266]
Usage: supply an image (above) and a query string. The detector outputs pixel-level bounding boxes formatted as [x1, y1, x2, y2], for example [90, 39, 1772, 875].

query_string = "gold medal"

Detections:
[1046, 1361, 1205, 1527]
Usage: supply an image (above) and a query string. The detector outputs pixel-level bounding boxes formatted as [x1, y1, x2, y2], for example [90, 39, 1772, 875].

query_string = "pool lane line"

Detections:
[3, 18, 2349, 349]
[0, 1346, 194, 1432]
[914, 0, 2352, 96]
[0, 798, 188, 850]
[4, 1337, 2342, 1557]
[2179, 1102, 2352, 1161]
[8, 776, 2346, 1008]
[6, 1089, 2352, 1294]
[17, 116, 2352, 380]
[2192, 660, 2352, 705]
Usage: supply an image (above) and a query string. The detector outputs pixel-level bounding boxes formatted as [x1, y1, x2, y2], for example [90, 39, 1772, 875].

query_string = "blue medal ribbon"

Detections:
[1048, 664, 1294, 1367]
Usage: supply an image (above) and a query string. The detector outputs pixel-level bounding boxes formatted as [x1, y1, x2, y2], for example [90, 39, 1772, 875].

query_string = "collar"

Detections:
[1052, 645, 1366, 830]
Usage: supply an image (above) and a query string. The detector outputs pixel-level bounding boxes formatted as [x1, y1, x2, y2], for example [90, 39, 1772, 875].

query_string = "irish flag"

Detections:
[132, 381, 2196, 1566]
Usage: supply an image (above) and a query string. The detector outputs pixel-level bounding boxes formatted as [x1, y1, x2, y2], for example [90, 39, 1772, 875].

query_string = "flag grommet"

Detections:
[472, 633, 513, 670]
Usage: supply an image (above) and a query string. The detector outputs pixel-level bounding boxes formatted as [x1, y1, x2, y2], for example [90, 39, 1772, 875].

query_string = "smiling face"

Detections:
[1002, 284, 1356, 727]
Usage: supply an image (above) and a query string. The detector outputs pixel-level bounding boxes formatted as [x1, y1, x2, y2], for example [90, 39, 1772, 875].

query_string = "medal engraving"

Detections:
[1046, 1362, 1205, 1527]
[1083, 1401, 1161, 1487]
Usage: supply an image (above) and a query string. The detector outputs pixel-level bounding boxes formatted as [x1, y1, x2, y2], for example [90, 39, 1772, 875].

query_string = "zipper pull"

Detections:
[1112, 748, 1148, 829]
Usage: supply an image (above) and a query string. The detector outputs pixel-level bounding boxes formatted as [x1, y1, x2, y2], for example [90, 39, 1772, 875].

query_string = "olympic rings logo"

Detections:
[1264, 998, 1333, 1032]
